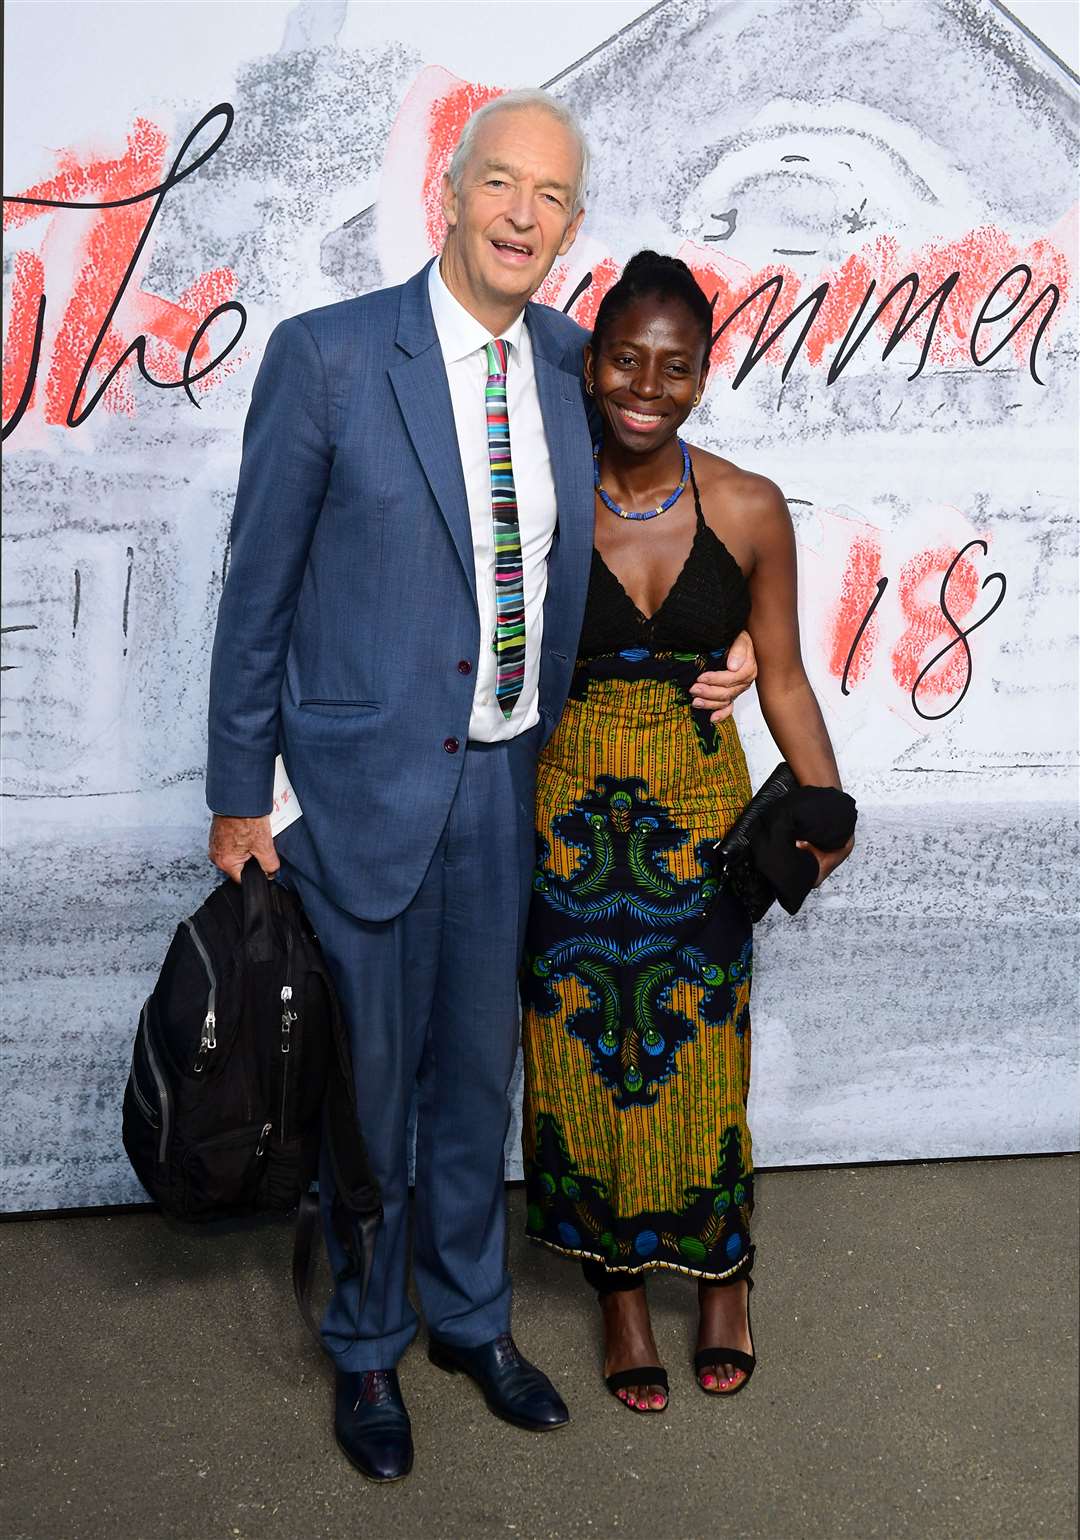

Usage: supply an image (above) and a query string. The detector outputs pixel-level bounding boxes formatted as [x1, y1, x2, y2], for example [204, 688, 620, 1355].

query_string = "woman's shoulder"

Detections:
[687, 444, 789, 527]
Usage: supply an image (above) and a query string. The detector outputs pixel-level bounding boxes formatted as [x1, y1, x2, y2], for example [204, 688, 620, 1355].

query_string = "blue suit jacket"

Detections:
[206, 262, 594, 921]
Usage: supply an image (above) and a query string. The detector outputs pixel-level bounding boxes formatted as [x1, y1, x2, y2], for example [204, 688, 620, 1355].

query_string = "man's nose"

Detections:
[506, 185, 537, 229]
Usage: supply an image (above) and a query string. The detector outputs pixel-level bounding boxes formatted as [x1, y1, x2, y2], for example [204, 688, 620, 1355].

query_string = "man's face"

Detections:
[441, 106, 585, 317]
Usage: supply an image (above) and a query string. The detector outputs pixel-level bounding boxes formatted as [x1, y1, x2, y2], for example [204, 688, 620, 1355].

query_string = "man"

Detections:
[206, 90, 755, 1481]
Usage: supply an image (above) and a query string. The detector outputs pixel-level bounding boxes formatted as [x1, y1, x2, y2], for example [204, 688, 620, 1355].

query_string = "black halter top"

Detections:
[578, 464, 751, 660]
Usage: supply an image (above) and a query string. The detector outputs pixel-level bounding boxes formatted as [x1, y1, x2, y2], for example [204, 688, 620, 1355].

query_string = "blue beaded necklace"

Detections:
[593, 438, 691, 521]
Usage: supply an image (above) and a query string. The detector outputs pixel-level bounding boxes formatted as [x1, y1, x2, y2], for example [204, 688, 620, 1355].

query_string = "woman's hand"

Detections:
[690, 629, 757, 723]
[796, 834, 855, 887]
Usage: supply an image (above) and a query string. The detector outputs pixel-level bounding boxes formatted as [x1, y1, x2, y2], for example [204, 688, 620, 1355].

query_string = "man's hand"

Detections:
[209, 814, 280, 883]
[690, 629, 758, 723]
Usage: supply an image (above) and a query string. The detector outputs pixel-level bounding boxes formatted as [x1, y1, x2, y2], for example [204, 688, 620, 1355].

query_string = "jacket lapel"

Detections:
[388, 271, 593, 616]
[527, 303, 594, 634]
[389, 264, 476, 602]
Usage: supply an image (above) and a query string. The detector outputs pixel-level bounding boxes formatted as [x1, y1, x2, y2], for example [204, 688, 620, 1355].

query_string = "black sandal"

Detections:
[694, 1273, 755, 1396]
[605, 1366, 670, 1414]
[583, 1261, 670, 1413]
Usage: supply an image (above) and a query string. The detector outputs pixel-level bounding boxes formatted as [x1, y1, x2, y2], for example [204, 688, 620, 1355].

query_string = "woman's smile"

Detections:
[613, 403, 669, 432]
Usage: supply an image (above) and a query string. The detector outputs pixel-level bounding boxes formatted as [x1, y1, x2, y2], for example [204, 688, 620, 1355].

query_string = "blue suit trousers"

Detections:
[279, 727, 539, 1370]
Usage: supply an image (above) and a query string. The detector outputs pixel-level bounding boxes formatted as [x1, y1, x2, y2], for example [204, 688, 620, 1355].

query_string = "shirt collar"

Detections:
[428, 258, 526, 365]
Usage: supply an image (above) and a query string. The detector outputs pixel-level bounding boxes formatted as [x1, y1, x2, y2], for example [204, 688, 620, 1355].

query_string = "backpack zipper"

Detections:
[129, 1003, 159, 1126]
[279, 928, 297, 1134]
[140, 1007, 172, 1164]
[184, 918, 218, 1073]
[130, 1069, 158, 1126]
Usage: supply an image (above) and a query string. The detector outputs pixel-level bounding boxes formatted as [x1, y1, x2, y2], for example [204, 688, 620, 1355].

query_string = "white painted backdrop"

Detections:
[2, 0, 1078, 1211]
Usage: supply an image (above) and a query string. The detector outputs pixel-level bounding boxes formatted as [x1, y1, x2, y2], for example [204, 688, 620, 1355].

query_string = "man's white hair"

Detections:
[446, 89, 590, 216]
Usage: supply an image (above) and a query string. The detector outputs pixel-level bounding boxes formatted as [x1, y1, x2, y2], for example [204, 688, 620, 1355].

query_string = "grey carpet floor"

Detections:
[2, 1156, 1077, 1540]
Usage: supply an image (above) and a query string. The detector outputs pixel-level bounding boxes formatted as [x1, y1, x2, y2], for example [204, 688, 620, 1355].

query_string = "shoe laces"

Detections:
[354, 1370, 396, 1409]
[491, 1333, 521, 1370]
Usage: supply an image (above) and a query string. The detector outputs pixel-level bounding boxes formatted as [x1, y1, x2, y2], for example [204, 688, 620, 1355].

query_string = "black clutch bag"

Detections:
[712, 763, 858, 921]
[712, 762, 797, 922]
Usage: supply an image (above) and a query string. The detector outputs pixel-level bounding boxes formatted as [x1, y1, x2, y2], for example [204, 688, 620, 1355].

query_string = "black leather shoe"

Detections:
[334, 1368, 413, 1482]
[428, 1333, 569, 1431]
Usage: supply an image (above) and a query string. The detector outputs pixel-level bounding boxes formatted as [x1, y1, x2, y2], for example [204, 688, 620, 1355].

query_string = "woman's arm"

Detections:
[743, 478, 853, 881]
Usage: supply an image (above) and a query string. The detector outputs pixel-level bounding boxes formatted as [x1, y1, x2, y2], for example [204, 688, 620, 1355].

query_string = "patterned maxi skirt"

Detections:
[521, 649, 756, 1281]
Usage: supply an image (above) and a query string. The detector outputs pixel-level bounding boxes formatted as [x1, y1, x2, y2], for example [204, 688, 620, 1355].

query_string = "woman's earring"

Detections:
[693, 391, 701, 406]
[586, 381, 595, 396]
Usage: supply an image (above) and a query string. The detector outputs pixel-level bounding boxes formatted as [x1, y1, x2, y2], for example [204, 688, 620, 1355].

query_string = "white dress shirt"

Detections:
[428, 259, 558, 741]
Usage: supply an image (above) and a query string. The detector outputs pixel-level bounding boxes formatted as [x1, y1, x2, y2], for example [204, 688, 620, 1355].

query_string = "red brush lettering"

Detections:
[2, 105, 245, 441]
[892, 547, 981, 696]
[1, 251, 45, 425]
[827, 532, 885, 690]
[561, 257, 621, 329]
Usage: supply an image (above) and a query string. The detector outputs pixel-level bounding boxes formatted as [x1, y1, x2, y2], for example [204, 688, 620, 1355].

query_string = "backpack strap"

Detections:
[240, 858, 277, 964]
[291, 1189, 324, 1351]
[290, 1182, 381, 1356]
[275, 881, 384, 1354]
[324, 1053, 383, 1288]
[290, 983, 383, 1357]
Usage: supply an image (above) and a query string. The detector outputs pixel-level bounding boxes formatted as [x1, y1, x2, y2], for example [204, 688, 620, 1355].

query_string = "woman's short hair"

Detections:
[593, 251, 714, 359]
[447, 89, 590, 216]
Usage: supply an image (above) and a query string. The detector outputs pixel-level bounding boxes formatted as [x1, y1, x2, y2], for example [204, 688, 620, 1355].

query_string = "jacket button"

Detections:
[443, 737, 460, 754]
[457, 659, 472, 675]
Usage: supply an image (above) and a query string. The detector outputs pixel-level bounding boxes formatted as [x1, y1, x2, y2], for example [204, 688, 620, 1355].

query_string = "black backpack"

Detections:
[122, 859, 381, 1335]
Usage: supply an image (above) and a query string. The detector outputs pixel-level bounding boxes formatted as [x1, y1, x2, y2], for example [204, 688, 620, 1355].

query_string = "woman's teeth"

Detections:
[618, 406, 664, 428]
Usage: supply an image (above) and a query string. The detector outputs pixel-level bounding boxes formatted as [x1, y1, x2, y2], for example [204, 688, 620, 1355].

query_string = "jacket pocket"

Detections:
[297, 699, 381, 715]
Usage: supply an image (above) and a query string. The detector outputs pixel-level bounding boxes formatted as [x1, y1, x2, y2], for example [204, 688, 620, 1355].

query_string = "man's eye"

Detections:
[487, 179, 507, 189]
[542, 194, 565, 208]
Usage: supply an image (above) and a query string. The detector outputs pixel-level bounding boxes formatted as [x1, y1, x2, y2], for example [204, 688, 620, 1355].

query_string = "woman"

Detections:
[521, 251, 854, 1413]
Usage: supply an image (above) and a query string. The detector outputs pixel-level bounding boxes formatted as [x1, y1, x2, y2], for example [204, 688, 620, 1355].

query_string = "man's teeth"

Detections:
[494, 241, 530, 254]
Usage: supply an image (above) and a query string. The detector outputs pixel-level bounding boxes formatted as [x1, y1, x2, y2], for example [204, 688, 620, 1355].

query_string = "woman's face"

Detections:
[585, 294, 709, 455]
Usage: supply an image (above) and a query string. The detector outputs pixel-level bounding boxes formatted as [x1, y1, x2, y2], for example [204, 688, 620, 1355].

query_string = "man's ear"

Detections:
[557, 205, 586, 258]
[441, 171, 459, 230]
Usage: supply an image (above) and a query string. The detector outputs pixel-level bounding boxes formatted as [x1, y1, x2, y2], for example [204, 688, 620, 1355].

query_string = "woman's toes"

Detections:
[699, 1365, 747, 1392]
[649, 1390, 667, 1409]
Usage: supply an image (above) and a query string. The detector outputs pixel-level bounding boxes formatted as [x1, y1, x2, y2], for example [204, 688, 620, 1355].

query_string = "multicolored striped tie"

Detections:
[484, 338, 525, 718]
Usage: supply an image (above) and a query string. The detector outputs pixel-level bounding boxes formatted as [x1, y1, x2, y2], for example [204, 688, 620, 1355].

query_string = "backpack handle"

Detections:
[240, 857, 277, 964]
